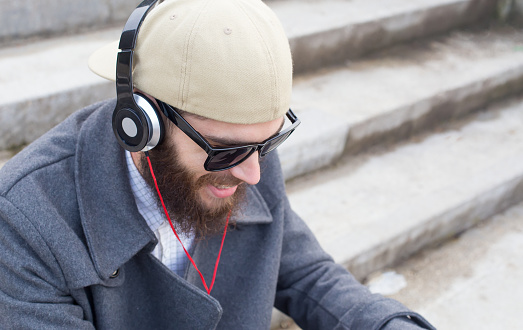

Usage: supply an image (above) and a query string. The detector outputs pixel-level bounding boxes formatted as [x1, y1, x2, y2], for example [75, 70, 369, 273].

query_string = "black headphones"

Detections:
[112, 0, 164, 152]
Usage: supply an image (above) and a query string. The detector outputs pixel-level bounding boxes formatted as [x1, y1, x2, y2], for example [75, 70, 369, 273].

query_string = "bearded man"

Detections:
[0, 0, 434, 329]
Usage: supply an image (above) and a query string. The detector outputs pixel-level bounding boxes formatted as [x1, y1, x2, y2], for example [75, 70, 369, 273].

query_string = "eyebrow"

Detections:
[204, 119, 285, 147]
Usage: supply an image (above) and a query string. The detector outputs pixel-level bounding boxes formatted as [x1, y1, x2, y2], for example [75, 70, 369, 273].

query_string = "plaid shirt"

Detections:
[125, 151, 194, 277]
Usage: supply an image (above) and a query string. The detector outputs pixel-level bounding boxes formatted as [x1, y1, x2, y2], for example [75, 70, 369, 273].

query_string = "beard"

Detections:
[138, 140, 247, 239]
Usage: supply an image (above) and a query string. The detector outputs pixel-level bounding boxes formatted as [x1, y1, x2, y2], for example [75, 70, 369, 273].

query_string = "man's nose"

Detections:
[228, 152, 261, 185]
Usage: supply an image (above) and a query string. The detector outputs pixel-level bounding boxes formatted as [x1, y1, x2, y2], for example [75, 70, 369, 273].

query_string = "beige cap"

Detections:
[88, 0, 293, 124]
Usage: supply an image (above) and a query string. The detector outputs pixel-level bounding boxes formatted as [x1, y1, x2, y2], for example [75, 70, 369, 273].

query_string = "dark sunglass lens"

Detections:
[260, 132, 291, 157]
[207, 148, 254, 171]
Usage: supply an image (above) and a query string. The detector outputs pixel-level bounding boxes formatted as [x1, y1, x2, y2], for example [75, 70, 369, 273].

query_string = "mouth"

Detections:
[206, 184, 238, 198]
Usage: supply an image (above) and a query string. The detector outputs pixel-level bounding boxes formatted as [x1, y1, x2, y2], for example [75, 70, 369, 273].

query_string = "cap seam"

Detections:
[180, 0, 211, 110]
[186, 0, 211, 111]
[235, 0, 279, 118]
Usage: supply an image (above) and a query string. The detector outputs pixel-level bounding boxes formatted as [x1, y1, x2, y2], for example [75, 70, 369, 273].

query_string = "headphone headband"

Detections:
[119, 0, 158, 51]
[116, 0, 158, 103]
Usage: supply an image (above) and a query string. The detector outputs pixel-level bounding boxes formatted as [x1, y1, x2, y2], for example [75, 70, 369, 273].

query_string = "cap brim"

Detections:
[88, 40, 119, 82]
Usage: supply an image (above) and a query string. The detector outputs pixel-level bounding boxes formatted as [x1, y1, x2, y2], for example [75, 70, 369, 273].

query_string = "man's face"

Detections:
[136, 110, 284, 238]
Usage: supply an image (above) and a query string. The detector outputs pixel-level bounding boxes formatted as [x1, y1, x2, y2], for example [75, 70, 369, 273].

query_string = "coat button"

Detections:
[110, 269, 120, 278]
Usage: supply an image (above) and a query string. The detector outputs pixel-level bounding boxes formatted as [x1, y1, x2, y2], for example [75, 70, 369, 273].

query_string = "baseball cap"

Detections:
[88, 0, 293, 124]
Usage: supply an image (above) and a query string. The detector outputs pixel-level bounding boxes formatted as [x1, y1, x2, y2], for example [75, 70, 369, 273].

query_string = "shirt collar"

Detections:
[125, 150, 165, 232]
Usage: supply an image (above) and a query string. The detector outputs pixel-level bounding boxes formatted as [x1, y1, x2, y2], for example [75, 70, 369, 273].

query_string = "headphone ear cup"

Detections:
[133, 93, 165, 150]
[112, 93, 164, 152]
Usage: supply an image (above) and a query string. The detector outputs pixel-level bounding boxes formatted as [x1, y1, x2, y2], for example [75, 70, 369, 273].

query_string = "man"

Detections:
[0, 0, 434, 328]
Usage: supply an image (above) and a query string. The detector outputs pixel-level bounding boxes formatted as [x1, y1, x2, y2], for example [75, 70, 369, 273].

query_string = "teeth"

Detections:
[216, 185, 234, 189]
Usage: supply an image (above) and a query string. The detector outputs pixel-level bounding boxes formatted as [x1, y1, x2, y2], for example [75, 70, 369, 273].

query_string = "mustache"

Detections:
[197, 172, 244, 187]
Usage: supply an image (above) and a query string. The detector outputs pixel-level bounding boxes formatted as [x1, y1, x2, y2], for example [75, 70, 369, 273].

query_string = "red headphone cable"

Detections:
[144, 151, 229, 295]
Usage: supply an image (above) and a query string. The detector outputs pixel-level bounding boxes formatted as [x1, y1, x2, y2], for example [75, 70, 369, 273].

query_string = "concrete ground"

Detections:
[382, 202, 523, 329]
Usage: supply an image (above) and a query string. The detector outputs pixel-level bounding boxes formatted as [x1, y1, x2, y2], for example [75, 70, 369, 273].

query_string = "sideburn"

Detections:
[138, 139, 246, 239]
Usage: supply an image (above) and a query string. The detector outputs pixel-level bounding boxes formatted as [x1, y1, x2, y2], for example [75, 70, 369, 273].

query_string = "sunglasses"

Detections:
[157, 100, 300, 172]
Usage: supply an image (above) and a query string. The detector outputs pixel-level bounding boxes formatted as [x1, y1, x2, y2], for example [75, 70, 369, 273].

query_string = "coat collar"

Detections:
[75, 101, 272, 280]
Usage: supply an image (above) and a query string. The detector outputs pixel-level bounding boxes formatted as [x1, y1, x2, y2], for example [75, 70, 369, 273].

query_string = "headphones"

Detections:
[112, 0, 164, 152]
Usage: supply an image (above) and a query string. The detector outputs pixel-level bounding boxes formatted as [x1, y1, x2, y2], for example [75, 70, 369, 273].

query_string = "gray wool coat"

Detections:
[0, 100, 434, 329]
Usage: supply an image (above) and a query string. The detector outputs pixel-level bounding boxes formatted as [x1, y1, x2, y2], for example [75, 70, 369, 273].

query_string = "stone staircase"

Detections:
[1, 0, 522, 329]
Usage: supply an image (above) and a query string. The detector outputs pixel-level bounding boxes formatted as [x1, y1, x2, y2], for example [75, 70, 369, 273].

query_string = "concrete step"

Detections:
[0, 0, 497, 153]
[272, 95, 523, 329]
[286, 95, 523, 282]
[0, 28, 120, 151]
[271, 0, 496, 73]
[0, 0, 137, 46]
[278, 201, 523, 329]
[279, 25, 523, 180]
[385, 201, 523, 329]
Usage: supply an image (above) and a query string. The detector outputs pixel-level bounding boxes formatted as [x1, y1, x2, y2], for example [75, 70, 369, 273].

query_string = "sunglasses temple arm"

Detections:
[157, 101, 215, 154]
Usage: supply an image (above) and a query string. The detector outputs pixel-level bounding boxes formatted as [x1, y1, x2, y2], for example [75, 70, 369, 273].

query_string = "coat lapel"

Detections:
[232, 185, 273, 225]
[75, 101, 156, 280]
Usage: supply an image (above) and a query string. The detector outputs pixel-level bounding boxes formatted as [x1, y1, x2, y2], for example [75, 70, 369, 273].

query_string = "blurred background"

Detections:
[1, 0, 522, 329]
